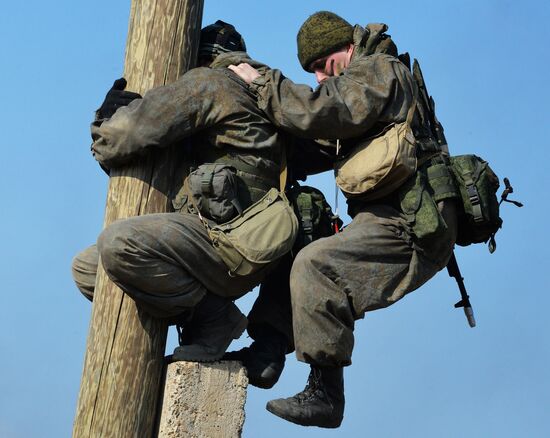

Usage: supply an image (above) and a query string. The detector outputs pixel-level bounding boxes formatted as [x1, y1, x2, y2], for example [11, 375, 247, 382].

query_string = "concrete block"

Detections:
[158, 361, 248, 438]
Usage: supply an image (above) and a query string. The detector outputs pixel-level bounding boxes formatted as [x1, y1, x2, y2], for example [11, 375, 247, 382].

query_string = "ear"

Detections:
[346, 43, 355, 64]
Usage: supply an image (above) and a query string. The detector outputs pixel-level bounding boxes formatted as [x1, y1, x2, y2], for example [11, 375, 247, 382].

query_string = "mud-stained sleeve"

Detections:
[91, 68, 223, 169]
[250, 54, 415, 140]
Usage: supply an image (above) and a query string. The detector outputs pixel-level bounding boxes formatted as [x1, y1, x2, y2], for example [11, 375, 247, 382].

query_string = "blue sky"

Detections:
[1, 1, 549, 437]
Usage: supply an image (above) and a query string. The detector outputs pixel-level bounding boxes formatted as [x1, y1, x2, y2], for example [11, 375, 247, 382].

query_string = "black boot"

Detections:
[223, 327, 287, 389]
[266, 365, 345, 428]
[172, 293, 247, 362]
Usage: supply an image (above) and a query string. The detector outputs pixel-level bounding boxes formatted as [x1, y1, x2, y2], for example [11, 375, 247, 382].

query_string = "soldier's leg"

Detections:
[267, 205, 444, 427]
[97, 211, 266, 361]
[97, 212, 263, 318]
[269, 202, 457, 426]
[247, 252, 294, 348]
[225, 252, 293, 388]
[290, 204, 441, 367]
[71, 244, 99, 301]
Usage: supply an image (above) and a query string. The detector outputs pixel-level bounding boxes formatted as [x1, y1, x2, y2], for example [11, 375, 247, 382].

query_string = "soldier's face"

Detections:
[309, 44, 354, 84]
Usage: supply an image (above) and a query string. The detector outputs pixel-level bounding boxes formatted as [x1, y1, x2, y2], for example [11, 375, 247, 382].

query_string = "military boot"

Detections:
[223, 326, 287, 389]
[172, 293, 247, 362]
[266, 365, 344, 428]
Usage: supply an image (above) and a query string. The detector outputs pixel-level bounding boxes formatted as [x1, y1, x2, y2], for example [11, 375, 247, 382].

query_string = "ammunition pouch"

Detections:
[397, 155, 459, 244]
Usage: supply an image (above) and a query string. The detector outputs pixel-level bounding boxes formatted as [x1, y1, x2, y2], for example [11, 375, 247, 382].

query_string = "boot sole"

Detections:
[173, 315, 248, 363]
[266, 401, 342, 429]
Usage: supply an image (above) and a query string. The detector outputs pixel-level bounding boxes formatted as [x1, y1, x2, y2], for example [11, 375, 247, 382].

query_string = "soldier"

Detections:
[73, 21, 334, 374]
[229, 11, 458, 428]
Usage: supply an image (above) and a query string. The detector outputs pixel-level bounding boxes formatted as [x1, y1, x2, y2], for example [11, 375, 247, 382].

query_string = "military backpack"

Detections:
[287, 183, 340, 251]
[406, 57, 516, 251]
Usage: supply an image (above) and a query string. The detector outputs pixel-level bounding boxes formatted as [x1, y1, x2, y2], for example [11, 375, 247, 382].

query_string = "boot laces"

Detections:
[295, 368, 324, 403]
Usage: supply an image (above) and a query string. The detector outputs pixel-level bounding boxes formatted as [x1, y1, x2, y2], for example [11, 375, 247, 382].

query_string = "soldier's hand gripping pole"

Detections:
[447, 252, 476, 328]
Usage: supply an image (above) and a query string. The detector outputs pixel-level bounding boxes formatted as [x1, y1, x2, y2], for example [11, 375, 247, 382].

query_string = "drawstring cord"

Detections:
[333, 140, 341, 233]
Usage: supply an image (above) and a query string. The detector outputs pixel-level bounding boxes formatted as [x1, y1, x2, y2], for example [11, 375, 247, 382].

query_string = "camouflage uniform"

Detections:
[248, 32, 457, 367]
[73, 51, 333, 347]
[74, 52, 291, 320]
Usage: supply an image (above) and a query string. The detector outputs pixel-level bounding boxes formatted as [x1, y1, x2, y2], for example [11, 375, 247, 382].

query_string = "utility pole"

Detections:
[73, 1, 204, 436]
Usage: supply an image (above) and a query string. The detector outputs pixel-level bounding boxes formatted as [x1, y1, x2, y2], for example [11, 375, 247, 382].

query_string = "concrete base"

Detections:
[157, 361, 248, 438]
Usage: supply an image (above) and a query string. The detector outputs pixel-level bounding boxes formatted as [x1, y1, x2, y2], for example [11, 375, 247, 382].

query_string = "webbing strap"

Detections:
[200, 164, 216, 196]
[464, 177, 484, 223]
[182, 177, 210, 229]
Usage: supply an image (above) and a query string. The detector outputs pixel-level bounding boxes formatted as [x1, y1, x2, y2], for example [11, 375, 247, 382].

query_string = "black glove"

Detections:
[96, 78, 142, 120]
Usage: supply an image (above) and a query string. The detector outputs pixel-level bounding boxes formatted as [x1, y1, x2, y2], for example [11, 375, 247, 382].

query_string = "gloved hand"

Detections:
[96, 78, 142, 120]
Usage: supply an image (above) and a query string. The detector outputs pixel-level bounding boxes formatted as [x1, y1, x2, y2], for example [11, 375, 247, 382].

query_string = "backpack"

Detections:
[409, 57, 510, 252]
[287, 184, 340, 251]
[449, 155, 502, 251]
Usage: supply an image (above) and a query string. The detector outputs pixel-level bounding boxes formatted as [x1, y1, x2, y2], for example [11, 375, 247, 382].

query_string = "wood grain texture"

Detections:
[73, 1, 204, 437]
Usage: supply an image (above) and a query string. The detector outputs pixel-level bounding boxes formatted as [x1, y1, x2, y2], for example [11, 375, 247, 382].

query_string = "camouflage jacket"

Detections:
[91, 52, 287, 179]
[91, 52, 333, 199]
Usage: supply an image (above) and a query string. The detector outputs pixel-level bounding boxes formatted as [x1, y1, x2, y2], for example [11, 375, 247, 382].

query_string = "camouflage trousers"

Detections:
[72, 212, 270, 319]
[289, 200, 457, 368]
[72, 211, 294, 340]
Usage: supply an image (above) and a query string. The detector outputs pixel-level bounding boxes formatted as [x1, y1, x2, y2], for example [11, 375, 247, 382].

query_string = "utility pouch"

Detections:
[397, 169, 449, 243]
[335, 90, 418, 202]
[186, 163, 242, 223]
[448, 155, 502, 248]
[207, 187, 298, 276]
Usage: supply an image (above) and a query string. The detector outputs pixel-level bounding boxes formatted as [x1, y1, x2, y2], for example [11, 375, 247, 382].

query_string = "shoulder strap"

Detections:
[279, 146, 287, 191]
[405, 83, 418, 127]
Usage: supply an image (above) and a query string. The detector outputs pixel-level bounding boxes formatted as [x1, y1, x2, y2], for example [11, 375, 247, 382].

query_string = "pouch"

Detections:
[398, 171, 448, 242]
[208, 188, 299, 276]
[449, 155, 502, 248]
[335, 90, 418, 202]
[187, 163, 242, 223]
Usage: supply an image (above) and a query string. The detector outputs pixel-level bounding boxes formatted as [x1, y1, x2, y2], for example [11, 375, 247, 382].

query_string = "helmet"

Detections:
[199, 20, 247, 62]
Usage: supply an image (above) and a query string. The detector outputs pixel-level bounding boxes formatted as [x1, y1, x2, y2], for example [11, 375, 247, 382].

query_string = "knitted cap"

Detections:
[297, 11, 353, 72]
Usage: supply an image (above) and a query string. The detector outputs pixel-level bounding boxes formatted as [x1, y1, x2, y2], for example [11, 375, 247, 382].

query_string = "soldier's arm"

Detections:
[247, 54, 414, 140]
[91, 68, 220, 169]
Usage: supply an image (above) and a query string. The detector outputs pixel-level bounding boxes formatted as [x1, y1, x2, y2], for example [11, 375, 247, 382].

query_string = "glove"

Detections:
[96, 78, 142, 120]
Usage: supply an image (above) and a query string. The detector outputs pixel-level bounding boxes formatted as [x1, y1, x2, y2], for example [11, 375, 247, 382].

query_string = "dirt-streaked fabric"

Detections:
[290, 201, 457, 367]
[248, 36, 456, 367]
[84, 53, 290, 319]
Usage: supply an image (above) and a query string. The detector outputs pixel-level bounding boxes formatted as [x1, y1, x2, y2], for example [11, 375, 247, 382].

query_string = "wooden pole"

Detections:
[73, 1, 204, 437]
